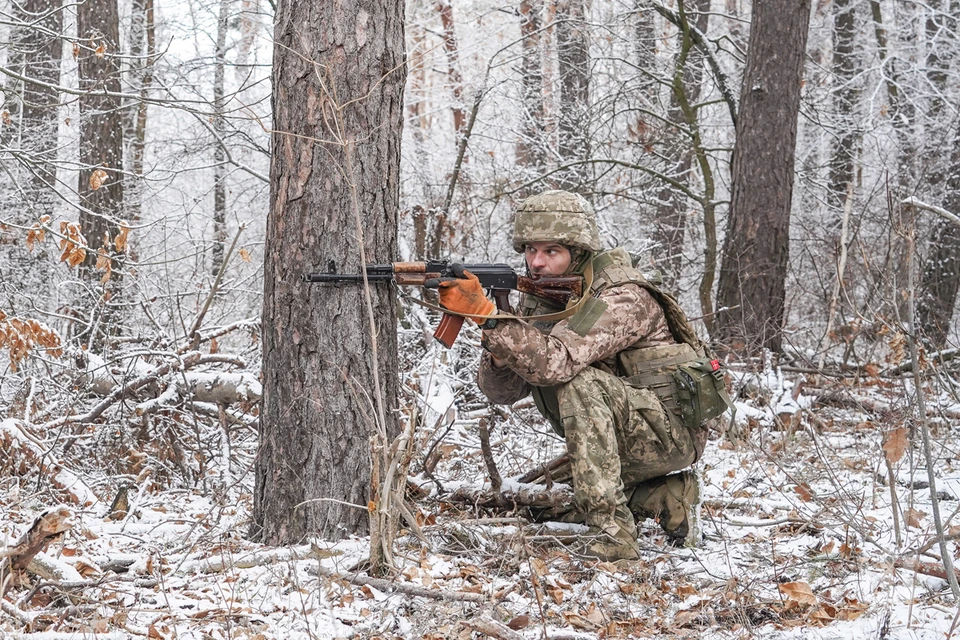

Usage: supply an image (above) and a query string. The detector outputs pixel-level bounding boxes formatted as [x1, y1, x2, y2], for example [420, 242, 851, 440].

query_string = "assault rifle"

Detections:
[302, 261, 583, 347]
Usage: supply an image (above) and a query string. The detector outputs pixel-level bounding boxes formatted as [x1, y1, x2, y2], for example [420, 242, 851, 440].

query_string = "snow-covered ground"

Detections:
[3, 342, 959, 639]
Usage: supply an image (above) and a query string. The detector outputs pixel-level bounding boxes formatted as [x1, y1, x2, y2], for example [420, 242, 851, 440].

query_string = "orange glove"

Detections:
[437, 267, 495, 324]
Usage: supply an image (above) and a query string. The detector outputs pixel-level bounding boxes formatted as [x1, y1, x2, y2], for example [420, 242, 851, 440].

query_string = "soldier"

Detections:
[437, 189, 724, 561]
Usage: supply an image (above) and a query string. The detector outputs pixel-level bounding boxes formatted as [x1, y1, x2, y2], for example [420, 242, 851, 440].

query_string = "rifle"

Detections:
[302, 261, 583, 347]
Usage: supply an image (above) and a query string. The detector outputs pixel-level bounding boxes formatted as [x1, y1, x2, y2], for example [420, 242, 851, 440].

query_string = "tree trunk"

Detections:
[252, 0, 404, 544]
[516, 0, 546, 183]
[211, 0, 230, 277]
[436, 1, 466, 137]
[124, 0, 154, 231]
[917, 1, 959, 348]
[78, 0, 124, 265]
[8, 0, 63, 208]
[555, 0, 590, 192]
[653, 0, 709, 290]
[826, 0, 857, 213]
[714, 0, 811, 355]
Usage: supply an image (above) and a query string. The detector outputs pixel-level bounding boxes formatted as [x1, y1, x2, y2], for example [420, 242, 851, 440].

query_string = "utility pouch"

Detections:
[673, 358, 734, 430]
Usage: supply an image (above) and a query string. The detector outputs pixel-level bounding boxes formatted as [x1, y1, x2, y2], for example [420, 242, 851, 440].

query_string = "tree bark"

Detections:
[917, 1, 960, 348]
[714, 0, 812, 355]
[516, 0, 546, 183]
[826, 0, 858, 213]
[6, 0, 63, 207]
[252, 0, 404, 544]
[555, 0, 590, 192]
[918, 123, 960, 348]
[78, 0, 124, 266]
[211, 0, 231, 277]
[653, 0, 709, 290]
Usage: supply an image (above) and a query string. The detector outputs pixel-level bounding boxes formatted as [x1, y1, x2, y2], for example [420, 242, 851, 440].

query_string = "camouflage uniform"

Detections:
[477, 191, 705, 555]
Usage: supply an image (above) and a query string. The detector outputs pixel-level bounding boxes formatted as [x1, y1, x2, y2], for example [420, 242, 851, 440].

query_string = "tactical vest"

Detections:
[524, 248, 713, 435]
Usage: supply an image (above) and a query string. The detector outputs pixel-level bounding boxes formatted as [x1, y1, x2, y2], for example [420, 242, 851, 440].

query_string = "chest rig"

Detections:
[524, 248, 707, 433]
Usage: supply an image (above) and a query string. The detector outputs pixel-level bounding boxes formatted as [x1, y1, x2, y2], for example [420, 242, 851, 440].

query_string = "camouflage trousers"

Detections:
[554, 366, 703, 532]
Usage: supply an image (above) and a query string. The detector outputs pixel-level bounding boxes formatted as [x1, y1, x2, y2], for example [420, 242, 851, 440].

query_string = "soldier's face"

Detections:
[524, 242, 572, 276]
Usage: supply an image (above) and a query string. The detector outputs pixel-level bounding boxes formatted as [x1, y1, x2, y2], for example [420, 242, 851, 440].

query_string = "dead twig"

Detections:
[478, 416, 502, 493]
[307, 563, 489, 602]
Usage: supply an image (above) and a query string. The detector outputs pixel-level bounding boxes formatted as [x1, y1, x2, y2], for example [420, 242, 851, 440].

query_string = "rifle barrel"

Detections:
[302, 273, 396, 283]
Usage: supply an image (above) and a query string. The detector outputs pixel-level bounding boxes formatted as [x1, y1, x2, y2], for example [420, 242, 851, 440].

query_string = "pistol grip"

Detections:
[434, 313, 464, 348]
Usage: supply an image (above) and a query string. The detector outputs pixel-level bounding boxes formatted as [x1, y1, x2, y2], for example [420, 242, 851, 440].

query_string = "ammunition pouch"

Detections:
[619, 343, 732, 431]
[673, 358, 733, 430]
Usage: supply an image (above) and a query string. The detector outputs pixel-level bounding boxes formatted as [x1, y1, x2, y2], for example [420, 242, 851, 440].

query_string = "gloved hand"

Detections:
[436, 264, 495, 324]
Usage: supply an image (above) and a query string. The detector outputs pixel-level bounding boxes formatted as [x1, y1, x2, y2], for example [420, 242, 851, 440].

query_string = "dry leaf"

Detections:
[95, 43, 106, 57]
[529, 557, 547, 577]
[888, 332, 906, 365]
[779, 581, 818, 607]
[1, 111, 9, 125]
[546, 584, 564, 604]
[794, 484, 815, 502]
[882, 427, 908, 465]
[506, 615, 530, 630]
[674, 610, 699, 627]
[584, 604, 604, 625]
[561, 611, 597, 631]
[239, 247, 251, 262]
[905, 508, 926, 529]
[89, 168, 109, 191]
[73, 43, 81, 59]
[367, 500, 376, 513]
[114, 222, 130, 253]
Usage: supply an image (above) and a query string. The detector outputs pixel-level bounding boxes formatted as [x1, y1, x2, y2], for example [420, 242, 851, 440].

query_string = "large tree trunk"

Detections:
[714, 0, 811, 355]
[555, 0, 590, 192]
[252, 0, 404, 544]
[77, 0, 124, 265]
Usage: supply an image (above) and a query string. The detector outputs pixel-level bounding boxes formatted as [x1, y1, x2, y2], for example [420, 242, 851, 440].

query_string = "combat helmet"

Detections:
[513, 190, 602, 253]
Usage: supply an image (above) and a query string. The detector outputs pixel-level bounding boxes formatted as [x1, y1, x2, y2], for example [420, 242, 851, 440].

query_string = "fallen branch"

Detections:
[895, 556, 960, 582]
[466, 613, 525, 640]
[446, 484, 574, 518]
[307, 563, 489, 603]
[0, 421, 101, 507]
[175, 544, 312, 575]
[516, 452, 571, 485]
[3, 506, 76, 570]
[0, 598, 37, 626]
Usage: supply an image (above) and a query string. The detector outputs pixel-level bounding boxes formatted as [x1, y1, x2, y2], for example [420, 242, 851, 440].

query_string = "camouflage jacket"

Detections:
[477, 249, 675, 406]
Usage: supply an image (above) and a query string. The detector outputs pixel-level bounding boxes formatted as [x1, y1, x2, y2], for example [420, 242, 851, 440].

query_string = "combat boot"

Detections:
[577, 517, 641, 562]
[627, 470, 700, 546]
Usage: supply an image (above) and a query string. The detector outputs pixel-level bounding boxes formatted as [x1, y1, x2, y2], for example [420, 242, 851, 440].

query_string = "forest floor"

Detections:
[2, 336, 960, 639]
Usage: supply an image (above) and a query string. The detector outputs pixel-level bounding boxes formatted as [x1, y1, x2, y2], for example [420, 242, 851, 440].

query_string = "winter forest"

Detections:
[2, 0, 960, 636]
